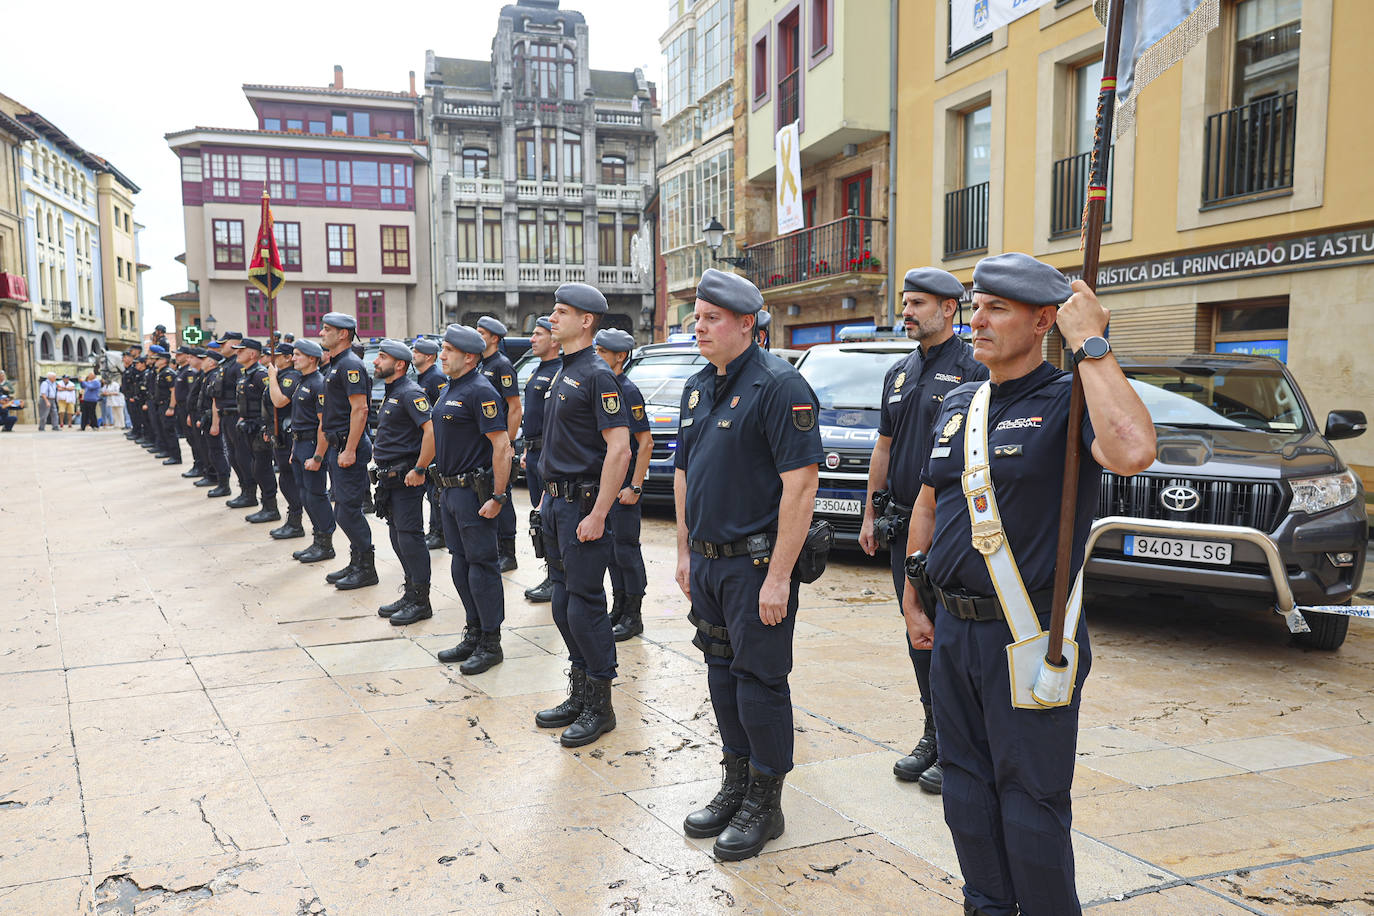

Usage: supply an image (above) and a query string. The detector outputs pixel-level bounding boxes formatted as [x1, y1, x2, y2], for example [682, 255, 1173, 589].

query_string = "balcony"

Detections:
[1051, 148, 1113, 237]
[515, 99, 582, 119]
[596, 184, 642, 207]
[743, 216, 887, 291]
[441, 101, 500, 120]
[515, 180, 584, 202]
[598, 266, 640, 288]
[595, 109, 648, 128]
[1202, 91, 1297, 206]
[516, 264, 587, 286]
[45, 298, 74, 322]
[0, 271, 28, 303]
[453, 177, 504, 202]
[777, 71, 799, 127]
[944, 182, 989, 259]
[452, 262, 506, 287]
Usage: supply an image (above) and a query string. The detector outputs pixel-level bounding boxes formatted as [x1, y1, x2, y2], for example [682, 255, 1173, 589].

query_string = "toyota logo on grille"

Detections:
[825, 452, 841, 469]
[1160, 484, 1201, 512]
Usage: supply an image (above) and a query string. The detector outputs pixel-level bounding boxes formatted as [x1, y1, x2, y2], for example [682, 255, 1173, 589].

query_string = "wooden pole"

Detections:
[1046, 0, 1127, 666]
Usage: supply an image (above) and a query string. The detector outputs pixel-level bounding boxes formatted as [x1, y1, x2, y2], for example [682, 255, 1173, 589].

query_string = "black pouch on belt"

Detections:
[529, 508, 545, 558]
[792, 519, 835, 584]
[577, 482, 599, 518]
[903, 550, 939, 616]
[373, 479, 393, 522]
[473, 467, 496, 505]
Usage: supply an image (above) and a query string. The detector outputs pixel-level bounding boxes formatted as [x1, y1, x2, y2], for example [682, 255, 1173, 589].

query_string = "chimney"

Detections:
[409, 70, 417, 97]
[332, 65, 343, 90]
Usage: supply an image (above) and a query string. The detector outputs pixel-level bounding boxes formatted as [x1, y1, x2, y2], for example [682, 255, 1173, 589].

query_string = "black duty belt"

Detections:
[218, 407, 239, 415]
[525, 436, 543, 451]
[436, 467, 492, 489]
[933, 584, 1053, 623]
[885, 499, 913, 518]
[324, 430, 350, 448]
[293, 430, 318, 443]
[544, 479, 594, 498]
[688, 532, 775, 560]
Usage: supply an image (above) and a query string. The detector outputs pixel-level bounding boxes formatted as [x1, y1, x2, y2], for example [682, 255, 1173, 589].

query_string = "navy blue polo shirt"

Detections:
[617, 372, 650, 487]
[879, 336, 988, 507]
[539, 344, 629, 481]
[922, 362, 1100, 595]
[155, 365, 176, 404]
[174, 365, 198, 406]
[322, 349, 370, 435]
[416, 364, 446, 404]
[215, 362, 240, 411]
[676, 344, 824, 544]
[236, 364, 268, 419]
[290, 370, 325, 438]
[431, 369, 505, 475]
[480, 351, 519, 423]
[522, 357, 563, 442]
[374, 376, 431, 465]
[268, 367, 301, 428]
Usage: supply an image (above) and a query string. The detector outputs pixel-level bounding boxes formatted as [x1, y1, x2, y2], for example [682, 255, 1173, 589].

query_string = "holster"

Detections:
[473, 467, 496, 505]
[903, 550, 939, 617]
[873, 498, 911, 550]
[576, 482, 598, 518]
[793, 519, 834, 584]
[529, 509, 545, 559]
[372, 480, 393, 521]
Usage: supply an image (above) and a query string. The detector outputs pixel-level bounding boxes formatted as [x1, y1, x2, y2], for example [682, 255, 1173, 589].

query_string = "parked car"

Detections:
[1085, 353, 1369, 650]
[622, 340, 710, 505]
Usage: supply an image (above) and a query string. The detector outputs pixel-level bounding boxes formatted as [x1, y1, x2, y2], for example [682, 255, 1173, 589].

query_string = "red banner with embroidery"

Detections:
[247, 191, 285, 298]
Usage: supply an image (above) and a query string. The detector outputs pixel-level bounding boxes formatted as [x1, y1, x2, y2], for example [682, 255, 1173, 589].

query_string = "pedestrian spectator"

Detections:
[0, 371, 19, 432]
[103, 375, 126, 430]
[57, 376, 77, 428]
[80, 371, 102, 430]
[38, 373, 59, 430]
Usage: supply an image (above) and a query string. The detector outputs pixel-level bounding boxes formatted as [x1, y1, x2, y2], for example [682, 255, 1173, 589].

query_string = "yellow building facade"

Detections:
[894, 0, 1374, 471]
[96, 170, 141, 352]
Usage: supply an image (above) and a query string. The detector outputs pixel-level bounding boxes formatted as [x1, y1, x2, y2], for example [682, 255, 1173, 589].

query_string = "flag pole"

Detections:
[1045, 0, 1127, 667]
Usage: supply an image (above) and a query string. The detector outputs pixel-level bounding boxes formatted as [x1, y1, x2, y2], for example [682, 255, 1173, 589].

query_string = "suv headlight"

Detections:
[1288, 470, 1359, 515]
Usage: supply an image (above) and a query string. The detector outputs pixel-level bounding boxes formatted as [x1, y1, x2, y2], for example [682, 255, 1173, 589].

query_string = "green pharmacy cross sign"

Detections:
[181, 325, 205, 345]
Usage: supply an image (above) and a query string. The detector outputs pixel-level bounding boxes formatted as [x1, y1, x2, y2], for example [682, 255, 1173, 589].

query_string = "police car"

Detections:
[621, 338, 708, 505]
[792, 331, 918, 546]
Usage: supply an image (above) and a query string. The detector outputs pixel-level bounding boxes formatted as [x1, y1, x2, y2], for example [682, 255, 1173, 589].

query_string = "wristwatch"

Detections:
[312, 453, 326, 463]
[1071, 336, 1112, 365]
[492, 492, 509, 504]
[412, 466, 426, 477]
[631, 485, 642, 495]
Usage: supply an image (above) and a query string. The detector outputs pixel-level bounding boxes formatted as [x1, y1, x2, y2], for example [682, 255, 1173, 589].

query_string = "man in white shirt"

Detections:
[38, 373, 59, 430]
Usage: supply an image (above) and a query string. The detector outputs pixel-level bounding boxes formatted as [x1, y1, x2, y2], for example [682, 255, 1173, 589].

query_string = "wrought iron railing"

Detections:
[777, 71, 799, 127]
[1051, 148, 1113, 237]
[944, 182, 989, 258]
[1202, 91, 1297, 205]
[743, 216, 886, 290]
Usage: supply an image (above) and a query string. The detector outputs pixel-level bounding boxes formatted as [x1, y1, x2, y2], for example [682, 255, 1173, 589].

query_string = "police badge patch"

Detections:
[893, 370, 906, 392]
[347, 369, 361, 384]
[317, 394, 325, 406]
[631, 405, 645, 420]
[501, 374, 513, 388]
[942, 413, 964, 439]
[601, 392, 621, 414]
[791, 404, 816, 431]
[481, 400, 498, 419]
[283, 378, 293, 387]
[414, 397, 430, 413]
[688, 389, 700, 410]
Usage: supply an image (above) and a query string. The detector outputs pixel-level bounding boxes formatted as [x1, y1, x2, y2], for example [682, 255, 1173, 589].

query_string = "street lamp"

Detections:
[204, 313, 217, 337]
[702, 217, 751, 269]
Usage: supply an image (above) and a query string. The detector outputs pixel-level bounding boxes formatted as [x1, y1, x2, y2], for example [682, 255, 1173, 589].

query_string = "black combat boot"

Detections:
[712, 765, 786, 861]
[225, 487, 258, 509]
[612, 594, 644, 642]
[535, 668, 586, 728]
[245, 497, 281, 524]
[894, 702, 938, 782]
[918, 761, 943, 795]
[206, 481, 232, 498]
[523, 575, 553, 603]
[497, 538, 518, 572]
[964, 900, 994, 916]
[161, 456, 182, 466]
[269, 508, 305, 540]
[607, 591, 625, 629]
[194, 475, 218, 488]
[425, 513, 445, 550]
[437, 628, 481, 664]
[459, 630, 503, 675]
[181, 463, 205, 478]
[377, 579, 413, 618]
[389, 582, 433, 625]
[325, 546, 360, 583]
[335, 546, 379, 590]
[684, 752, 751, 838]
[560, 676, 615, 748]
[295, 531, 335, 563]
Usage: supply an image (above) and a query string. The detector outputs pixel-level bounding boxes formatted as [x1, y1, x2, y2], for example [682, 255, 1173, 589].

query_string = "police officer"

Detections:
[905, 253, 1154, 916]
[673, 268, 822, 862]
[371, 339, 437, 626]
[520, 316, 561, 603]
[411, 337, 447, 551]
[214, 332, 248, 500]
[265, 343, 306, 540]
[432, 325, 514, 674]
[289, 340, 338, 564]
[755, 309, 771, 350]
[174, 347, 202, 476]
[316, 312, 377, 590]
[150, 323, 169, 351]
[858, 268, 988, 793]
[151, 346, 178, 462]
[131, 354, 153, 446]
[226, 339, 279, 522]
[140, 351, 160, 452]
[122, 347, 145, 442]
[592, 328, 651, 642]
[194, 346, 228, 490]
[476, 315, 522, 571]
[532, 284, 630, 748]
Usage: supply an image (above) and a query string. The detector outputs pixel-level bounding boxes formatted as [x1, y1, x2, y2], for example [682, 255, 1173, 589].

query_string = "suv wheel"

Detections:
[1294, 606, 1349, 651]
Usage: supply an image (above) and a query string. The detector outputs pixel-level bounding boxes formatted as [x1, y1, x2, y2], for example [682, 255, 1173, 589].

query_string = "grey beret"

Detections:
[695, 268, 763, 315]
[378, 338, 412, 361]
[903, 267, 966, 301]
[593, 328, 636, 353]
[535, 316, 553, 332]
[443, 324, 485, 355]
[972, 253, 1073, 307]
[757, 309, 772, 330]
[411, 337, 440, 355]
[293, 339, 324, 358]
[322, 311, 357, 330]
[554, 282, 608, 315]
[476, 316, 508, 337]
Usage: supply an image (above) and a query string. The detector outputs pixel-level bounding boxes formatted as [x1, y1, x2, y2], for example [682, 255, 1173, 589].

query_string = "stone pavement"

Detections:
[3, 427, 1373, 915]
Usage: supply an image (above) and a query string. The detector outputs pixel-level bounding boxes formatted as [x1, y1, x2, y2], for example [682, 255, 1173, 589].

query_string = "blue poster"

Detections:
[1215, 339, 1288, 362]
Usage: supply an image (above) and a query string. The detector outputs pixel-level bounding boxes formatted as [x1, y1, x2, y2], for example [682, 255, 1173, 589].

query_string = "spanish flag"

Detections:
[247, 191, 285, 298]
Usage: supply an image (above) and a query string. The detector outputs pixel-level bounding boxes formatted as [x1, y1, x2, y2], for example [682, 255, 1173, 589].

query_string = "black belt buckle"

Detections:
[700, 540, 719, 559]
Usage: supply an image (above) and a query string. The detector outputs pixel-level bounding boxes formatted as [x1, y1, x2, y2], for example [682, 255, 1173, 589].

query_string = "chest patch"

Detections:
[601, 392, 621, 414]
[317, 394, 325, 406]
[941, 413, 964, 439]
[730, 395, 741, 409]
[893, 371, 906, 392]
[935, 373, 962, 384]
[995, 417, 1043, 431]
[688, 389, 700, 410]
[562, 376, 581, 389]
[282, 378, 293, 387]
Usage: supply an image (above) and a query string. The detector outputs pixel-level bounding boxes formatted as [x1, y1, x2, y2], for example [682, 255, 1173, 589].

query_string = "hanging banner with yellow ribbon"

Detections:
[775, 122, 804, 235]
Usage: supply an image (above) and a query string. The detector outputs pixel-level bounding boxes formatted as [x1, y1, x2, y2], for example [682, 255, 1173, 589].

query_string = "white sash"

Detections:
[962, 382, 1082, 709]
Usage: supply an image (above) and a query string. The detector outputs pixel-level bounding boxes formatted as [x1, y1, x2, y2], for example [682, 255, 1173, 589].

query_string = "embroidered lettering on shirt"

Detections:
[562, 376, 581, 389]
[994, 417, 1043, 431]
[935, 373, 962, 383]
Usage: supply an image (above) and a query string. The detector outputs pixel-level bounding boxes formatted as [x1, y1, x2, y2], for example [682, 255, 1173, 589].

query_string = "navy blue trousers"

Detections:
[290, 440, 336, 534]
[235, 420, 277, 499]
[156, 406, 180, 460]
[440, 486, 504, 631]
[931, 606, 1091, 916]
[327, 434, 373, 549]
[608, 499, 646, 596]
[524, 448, 544, 507]
[205, 425, 229, 482]
[542, 495, 617, 681]
[275, 445, 301, 512]
[385, 482, 429, 585]
[689, 554, 799, 776]
[889, 539, 932, 704]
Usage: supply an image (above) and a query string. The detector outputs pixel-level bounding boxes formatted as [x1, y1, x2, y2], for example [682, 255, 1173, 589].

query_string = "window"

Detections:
[326, 224, 356, 272]
[803, 188, 817, 227]
[286, 118, 304, 132]
[517, 209, 538, 262]
[564, 211, 584, 263]
[381, 225, 410, 274]
[664, 31, 695, 119]
[116, 256, 124, 279]
[268, 157, 297, 200]
[598, 213, 617, 266]
[1211, 297, 1290, 360]
[264, 117, 282, 131]
[274, 221, 302, 271]
[562, 131, 582, 183]
[462, 148, 490, 178]
[331, 112, 348, 133]
[297, 158, 323, 184]
[540, 132, 558, 181]
[810, 0, 830, 56]
[695, 149, 733, 239]
[519, 41, 563, 99]
[308, 120, 326, 135]
[621, 214, 639, 269]
[1073, 59, 1104, 156]
[946, 105, 992, 257]
[207, 153, 240, 198]
[324, 160, 352, 202]
[601, 155, 626, 185]
[124, 213, 131, 231]
[517, 129, 537, 180]
[212, 219, 245, 269]
[457, 208, 478, 262]
[1233, 0, 1300, 105]
[482, 209, 502, 263]
[245, 288, 275, 336]
[542, 211, 562, 263]
[698, 0, 734, 92]
[354, 112, 370, 137]
[379, 162, 407, 206]
[843, 171, 873, 217]
[356, 290, 385, 336]
[777, 11, 800, 126]
[301, 289, 331, 335]
[753, 32, 770, 102]
[963, 106, 992, 187]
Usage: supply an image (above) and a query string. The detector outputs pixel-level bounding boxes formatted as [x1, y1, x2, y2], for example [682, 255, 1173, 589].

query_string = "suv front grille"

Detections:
[1098, 473, 1286, 532]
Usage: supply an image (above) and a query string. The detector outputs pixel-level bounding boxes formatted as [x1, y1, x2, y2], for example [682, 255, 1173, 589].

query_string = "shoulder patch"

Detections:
[601, 392, 621, 415]
[481, 400, 498, 419]
[414, 396, 430, 413]
[347, 369, 361, 384]
[282, 378, 293, 387]
[317, 393, 325, 406]
[501, 374, 513, 388]
[791, 404, 816, 431]
[631, 404, 645, 420]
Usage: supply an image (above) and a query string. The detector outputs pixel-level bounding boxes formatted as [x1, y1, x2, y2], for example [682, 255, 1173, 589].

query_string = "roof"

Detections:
[242, 83, 414, 100]
[161, 290, 200, 304]
[589, 70, 641, 100]
[500, 0, 584, 35]
[0, 109, 37, 142]
[164, 127, 427, 161]
[1118, 353, 1284, 369]
[87, 154, 141, 194]
[433, 58, 492, 89]
[12, 109, 138, 189]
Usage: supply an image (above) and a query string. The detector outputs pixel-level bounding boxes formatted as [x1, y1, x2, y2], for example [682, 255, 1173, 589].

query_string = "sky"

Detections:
[0, 0, 667, 334]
